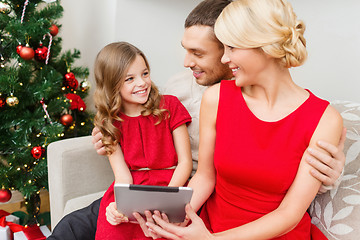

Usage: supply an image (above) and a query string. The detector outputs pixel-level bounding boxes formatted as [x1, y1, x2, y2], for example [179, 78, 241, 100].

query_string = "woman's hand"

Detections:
[105, 202, 129, 225]
[146, 204, 214, 240]
[133, 210, 164, 239]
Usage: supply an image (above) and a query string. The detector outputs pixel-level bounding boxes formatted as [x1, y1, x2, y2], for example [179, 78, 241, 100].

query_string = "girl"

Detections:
[93, 42, 192, 239]
[146, 0, 343, 239]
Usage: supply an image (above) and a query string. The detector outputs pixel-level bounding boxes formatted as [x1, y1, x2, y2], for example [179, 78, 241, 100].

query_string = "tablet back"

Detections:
[114, 184, 193, 222]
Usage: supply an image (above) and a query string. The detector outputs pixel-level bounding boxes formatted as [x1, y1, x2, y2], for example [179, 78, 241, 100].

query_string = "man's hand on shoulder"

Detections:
[307, 127, 346, 193]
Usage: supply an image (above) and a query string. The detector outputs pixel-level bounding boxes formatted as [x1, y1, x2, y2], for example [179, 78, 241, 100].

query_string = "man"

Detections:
[48, 0, 345, 239]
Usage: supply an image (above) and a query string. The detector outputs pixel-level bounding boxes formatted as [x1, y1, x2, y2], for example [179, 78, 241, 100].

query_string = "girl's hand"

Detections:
[106, 202, 129, 225]
[146, 204, 214, 240]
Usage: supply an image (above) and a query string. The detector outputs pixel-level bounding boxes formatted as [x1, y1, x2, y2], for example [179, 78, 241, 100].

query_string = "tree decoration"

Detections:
[20, 44, 34, 60]
[20, 0, 30, 24]
[31, 146, 45, 159]
[16, 44, 23, 55]
[80, 79, 90, 92]
[0, 188, 12, 203]
[0, 94, 5, 108]
[66, 93, 86, 111]
[34, 44, 48, 61]
[0, 2, 11, 14]
[60, 114, 73, 126]
[40, 99, 53, 124]
[6, 93, 19, 106]
[49, 24, 58, 36]
[42, 32, 53, 64]
[63, 71, 78, 89]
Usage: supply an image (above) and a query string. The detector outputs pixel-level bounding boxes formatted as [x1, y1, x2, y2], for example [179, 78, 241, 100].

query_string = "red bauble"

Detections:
[35, 45, 48, 61]
[64, 72, 75, 81]
[31, 146, 45, 159]
[60, 114, 73, 126]
[0, 96, 5, 108]
[20, 46, 35, 60]
[16, 45, 23, 55]
[67, 78, 79, 89]
[49, 24, 59, 36]
[0, 189, 12, 203]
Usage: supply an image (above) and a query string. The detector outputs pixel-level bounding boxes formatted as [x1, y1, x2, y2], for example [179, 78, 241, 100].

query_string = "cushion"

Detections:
[310, 101, 360, 240]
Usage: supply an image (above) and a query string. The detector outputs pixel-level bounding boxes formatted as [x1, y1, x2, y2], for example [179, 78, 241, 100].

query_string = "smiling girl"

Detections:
[93, 42, 192, 240]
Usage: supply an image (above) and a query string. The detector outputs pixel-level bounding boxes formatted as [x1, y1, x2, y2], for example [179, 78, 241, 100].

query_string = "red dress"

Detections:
[95, 95, 191, 240]
[200, 80, 328, 239]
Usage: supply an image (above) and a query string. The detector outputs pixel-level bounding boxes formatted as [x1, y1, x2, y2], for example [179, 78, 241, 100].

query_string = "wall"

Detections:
[60, 0, 360, 112]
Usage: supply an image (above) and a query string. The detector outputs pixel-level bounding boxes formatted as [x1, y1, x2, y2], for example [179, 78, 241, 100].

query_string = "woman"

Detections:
[145, 0, 343, 239]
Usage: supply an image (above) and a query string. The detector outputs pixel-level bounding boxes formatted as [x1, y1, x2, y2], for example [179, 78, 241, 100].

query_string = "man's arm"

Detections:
[306, 127, 346, 193]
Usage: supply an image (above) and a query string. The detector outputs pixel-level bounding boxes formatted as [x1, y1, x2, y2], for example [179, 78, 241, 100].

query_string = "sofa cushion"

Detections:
[310, 101, 360, 240]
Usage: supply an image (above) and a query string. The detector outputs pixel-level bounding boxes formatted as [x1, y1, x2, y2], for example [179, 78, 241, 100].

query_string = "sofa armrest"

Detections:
[47, 135, 114, 228]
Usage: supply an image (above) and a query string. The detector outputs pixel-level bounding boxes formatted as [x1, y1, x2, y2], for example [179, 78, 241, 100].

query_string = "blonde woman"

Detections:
[93, 42, 192, 240]
[146, 0, 342, 239]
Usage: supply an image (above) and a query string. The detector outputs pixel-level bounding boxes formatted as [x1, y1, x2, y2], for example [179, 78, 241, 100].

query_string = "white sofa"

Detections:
[47, 101, 360, 239]
[47, 136, 114, 228]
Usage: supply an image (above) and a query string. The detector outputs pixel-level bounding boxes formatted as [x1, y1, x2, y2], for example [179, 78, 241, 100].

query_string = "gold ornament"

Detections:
[6, 94, 19, 107]
[80, 79, 91, 92]
[0, 2, 11, 14]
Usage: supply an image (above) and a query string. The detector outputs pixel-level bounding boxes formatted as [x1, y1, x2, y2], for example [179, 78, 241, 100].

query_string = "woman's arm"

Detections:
[210, 105, 343, 240]
[188, 84, 220, 212]
[108, 144, 133, 184]
[168, 124, 193, 187]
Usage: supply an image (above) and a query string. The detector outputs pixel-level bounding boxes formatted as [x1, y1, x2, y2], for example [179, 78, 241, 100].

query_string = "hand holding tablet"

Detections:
[114, 184, 193, 222]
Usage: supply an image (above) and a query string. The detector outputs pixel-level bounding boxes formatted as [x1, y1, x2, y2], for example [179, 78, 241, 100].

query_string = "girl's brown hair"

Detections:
[93, 42, 166, 155]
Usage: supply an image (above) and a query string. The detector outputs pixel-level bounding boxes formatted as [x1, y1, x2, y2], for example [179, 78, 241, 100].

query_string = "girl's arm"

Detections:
[168, 123, 193, 187]
[188, 84, 219, 212]
[211, 105, 343, 240]
[108, 144, 133, 184]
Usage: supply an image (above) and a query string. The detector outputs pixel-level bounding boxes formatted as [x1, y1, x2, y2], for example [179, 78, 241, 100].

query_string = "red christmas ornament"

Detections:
[0, 96, 5, 108]
[49, 24, 59, 36]
[16, 45, 23, 55]
[20, 46, 34, 60]
[60, 114, 73, 126]
[64, 72, 75, 81]
[0, 189, 12, 203]
[68, 78, 79, 89]
[35, 45, 48, 61]
[31, 146, 45, 159]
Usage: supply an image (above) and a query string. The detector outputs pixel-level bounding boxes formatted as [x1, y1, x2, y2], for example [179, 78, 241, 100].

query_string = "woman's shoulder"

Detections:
[322, 105, 343, 129]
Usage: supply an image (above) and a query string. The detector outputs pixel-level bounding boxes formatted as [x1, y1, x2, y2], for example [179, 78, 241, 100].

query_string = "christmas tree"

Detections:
[0, 0, 93, 224]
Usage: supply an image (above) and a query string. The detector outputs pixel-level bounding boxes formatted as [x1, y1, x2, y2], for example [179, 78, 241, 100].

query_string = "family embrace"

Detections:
[48, 0, 346, 239]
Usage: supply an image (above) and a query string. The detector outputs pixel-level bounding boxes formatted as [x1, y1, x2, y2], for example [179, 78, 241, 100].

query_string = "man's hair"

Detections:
[185, 0, 232, 28]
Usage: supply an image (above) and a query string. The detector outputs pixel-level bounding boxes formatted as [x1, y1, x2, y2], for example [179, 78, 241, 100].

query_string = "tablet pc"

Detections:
[114, 184, 193, 222]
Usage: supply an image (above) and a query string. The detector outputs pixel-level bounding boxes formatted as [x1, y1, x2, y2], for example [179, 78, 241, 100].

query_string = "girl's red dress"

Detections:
[199, 80, 328, 239]
[95, 95, 191, 240]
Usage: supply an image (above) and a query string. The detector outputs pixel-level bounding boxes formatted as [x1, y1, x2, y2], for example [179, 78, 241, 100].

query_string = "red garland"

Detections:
[65, 93, 86, 111]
